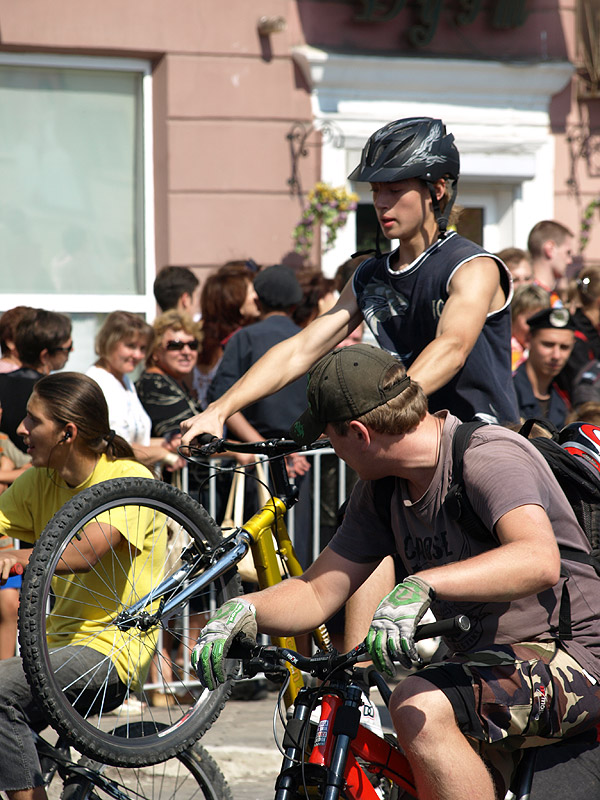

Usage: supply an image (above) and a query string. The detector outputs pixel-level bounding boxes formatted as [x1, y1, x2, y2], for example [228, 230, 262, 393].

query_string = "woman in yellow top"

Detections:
[0, 371, 165, 800]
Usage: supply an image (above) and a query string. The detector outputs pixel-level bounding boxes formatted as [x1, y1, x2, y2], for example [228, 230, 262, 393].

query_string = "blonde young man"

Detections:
[527, 220, 575, 307]
[192, 343, 600, 800]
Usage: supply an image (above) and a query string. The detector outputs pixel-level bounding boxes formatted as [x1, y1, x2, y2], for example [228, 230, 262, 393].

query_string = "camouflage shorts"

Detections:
[420, 641, 600, 795]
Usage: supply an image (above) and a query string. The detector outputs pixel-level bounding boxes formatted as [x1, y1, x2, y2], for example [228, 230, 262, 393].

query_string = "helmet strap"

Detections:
[427, 179, 458, 239]
[351, 223, 384, 259]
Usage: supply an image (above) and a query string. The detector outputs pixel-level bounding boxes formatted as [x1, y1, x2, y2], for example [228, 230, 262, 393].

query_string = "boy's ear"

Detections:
[434, 177, 447, 201]
[348, 420, 371, 447]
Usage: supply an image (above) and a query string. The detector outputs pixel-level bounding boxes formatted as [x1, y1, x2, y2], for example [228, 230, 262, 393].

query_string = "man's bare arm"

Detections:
[417, 504, 561, 601]
[243, 546, 377, 637]
[181, 282, 362, 443]
[408, 256, 506, 395]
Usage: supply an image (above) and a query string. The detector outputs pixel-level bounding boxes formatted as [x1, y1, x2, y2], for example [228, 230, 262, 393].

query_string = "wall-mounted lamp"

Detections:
[257, 16, 287, 36]
[287, 120, 345, 197]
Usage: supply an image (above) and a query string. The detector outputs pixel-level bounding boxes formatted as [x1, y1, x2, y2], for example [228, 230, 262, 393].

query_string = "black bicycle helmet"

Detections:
[559, 422, 600, 475]
[348, 118, 459, 184]
[348, 117, 460, 238]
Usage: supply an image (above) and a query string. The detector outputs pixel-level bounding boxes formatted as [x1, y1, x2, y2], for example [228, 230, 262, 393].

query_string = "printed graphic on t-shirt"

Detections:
[358, 275, 412, 362]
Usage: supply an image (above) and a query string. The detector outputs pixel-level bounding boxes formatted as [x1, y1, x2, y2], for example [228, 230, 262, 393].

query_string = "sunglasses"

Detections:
[164, 339, 199, 352]
[51, 343, 74, 354]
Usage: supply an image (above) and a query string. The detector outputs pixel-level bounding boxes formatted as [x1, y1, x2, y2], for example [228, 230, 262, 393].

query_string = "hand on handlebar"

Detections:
[285, 452, 310, 478]
[366, 576, 435, 675]
[180, 407, 225, 446]
[191, 599, 258, 691]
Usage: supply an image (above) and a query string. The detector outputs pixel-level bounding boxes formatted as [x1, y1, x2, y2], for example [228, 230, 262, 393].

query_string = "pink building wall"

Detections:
[295, 0, 600, 265]
[0, 0, 321, 284]
[1, 0, 598, 279]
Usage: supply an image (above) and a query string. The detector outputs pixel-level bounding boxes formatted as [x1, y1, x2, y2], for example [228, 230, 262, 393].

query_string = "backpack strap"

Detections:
[446, 420, 580, 641]
[443, 421, 489, 540]
[517, 417, 560, 441]
[373, 475, 395, 532]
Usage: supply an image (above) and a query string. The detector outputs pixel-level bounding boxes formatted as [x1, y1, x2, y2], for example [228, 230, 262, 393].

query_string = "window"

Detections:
[355, 203, 391, 255]
[0, 53, 155, 372]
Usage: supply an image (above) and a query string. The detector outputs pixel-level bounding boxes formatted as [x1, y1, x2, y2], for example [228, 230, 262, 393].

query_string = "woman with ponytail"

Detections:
[0, 372, 166, 800]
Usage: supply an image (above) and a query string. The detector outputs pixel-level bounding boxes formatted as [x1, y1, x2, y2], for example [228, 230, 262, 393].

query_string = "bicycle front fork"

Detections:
[274, 682, 367, 800]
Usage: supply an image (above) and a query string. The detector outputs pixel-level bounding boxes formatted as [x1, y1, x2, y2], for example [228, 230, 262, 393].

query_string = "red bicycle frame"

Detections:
[309, 692, 417, 799]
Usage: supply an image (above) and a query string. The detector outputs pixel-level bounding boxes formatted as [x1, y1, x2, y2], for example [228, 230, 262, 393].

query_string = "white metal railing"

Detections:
[204, 446, 351, 564]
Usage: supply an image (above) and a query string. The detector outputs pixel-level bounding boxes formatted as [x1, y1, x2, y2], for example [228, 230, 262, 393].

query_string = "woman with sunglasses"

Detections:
[86, 311, 178, 471]
[135, 310, 204, 707]
[136, 310, 203, 446]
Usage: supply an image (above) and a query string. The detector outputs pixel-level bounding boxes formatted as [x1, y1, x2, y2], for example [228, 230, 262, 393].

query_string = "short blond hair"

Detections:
[510, 283, 550, 323]
[95, 311, 152, 359]
[147, 309, 202, 366]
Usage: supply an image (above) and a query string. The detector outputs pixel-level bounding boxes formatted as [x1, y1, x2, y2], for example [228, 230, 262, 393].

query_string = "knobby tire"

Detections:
[59, 723, 232, 800]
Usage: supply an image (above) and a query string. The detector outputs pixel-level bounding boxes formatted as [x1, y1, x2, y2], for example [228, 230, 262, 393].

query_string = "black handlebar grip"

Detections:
[196, 433, 218, 446]
[414, 614, 470, 641]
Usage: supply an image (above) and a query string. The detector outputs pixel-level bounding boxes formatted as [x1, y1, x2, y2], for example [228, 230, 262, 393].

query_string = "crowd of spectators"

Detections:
[0, 219, 599, 674]
[502, 220, 600, 430]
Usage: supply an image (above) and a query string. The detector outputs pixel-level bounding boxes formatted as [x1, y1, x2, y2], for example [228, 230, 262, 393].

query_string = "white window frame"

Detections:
[0, 52, 155, 319]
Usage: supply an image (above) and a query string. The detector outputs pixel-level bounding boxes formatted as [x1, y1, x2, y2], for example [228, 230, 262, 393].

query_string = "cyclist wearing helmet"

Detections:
[182, 116, 518, 448]
[182, 117, 519, 651]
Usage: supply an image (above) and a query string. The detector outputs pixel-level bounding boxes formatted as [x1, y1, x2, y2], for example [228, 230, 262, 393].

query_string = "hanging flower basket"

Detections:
[293, 182, 359, 258]
[580, 197, 600, 251]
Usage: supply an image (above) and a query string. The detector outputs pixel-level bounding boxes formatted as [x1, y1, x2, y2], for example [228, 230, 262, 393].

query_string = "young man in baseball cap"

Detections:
[192, 343, 600, 800]
[513, 306, 575, 427]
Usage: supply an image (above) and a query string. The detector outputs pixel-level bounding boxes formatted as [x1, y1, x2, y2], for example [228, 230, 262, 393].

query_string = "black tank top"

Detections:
[352, 233, 519, 423]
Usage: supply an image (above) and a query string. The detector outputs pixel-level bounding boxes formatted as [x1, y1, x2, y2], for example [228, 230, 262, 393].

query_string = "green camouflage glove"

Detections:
[191, 599, 257, 690]
[366, 576, 435, 675]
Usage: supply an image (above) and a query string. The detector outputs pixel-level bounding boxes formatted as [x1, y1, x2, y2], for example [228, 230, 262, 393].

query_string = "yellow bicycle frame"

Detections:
[238, 496, 332, 706]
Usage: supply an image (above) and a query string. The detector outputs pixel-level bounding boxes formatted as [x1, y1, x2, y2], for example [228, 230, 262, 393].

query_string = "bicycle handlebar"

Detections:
[228, 615, 470, 680]
[179, 435, 332, 461]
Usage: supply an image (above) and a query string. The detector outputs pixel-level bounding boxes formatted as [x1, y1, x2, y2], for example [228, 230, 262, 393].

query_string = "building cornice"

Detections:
[292, 46, 574, 114]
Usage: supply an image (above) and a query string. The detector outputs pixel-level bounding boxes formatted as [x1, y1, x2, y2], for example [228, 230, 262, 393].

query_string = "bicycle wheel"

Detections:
[20, 477, 243, 767]
[59, 723, 233, 800]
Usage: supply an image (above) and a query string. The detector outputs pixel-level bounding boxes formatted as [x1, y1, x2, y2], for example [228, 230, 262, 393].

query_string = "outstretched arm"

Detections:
[407, 256, 507, 395]
[250, 546, 376, 636]
[181, 282, 362, 443]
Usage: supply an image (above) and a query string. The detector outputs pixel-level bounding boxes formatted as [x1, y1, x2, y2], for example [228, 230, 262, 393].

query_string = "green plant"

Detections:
[293, 182, 359, 258]
[580, 197, 600, 251]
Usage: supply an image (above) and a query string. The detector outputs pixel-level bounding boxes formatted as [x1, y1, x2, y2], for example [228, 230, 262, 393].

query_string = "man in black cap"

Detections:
[192, 342, 600, 800]
[513, 307, 575, 427]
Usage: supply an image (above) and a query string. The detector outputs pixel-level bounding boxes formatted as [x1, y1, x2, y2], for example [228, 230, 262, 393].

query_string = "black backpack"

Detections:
[374, 418, 600, 640]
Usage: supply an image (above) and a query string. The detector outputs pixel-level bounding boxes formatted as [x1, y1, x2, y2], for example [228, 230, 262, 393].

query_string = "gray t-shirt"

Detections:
[330, 413, 600, 679]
